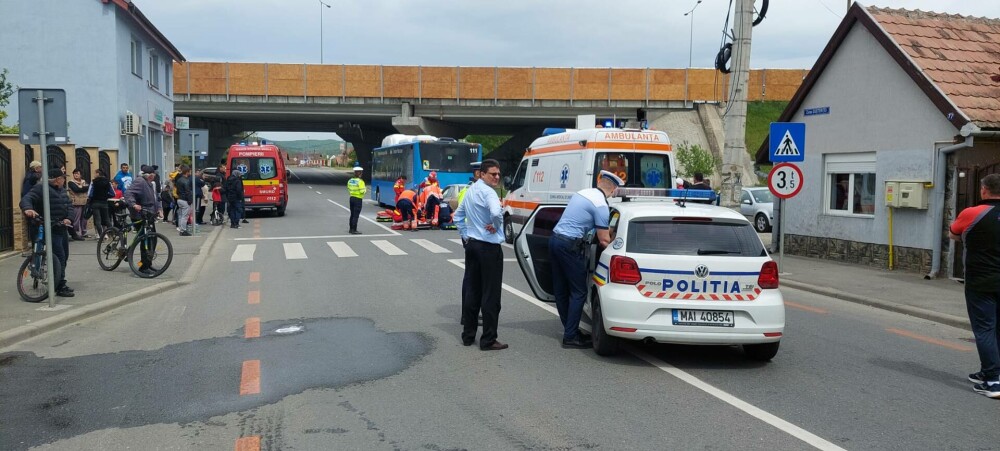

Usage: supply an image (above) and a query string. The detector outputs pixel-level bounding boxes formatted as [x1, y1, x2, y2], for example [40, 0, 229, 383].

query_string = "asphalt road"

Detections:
[2, 166, 997, 450]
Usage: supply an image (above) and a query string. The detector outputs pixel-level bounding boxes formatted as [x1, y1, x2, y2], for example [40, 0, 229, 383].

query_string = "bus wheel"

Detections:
[276, 205, 286, 217]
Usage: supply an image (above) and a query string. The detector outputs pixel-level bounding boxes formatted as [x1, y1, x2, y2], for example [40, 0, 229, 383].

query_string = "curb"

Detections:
[0, 226, 223, 349]
[782, 279, 971, 331]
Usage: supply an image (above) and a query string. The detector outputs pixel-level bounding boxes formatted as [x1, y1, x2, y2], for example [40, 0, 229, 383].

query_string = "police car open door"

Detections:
[514, 205, 566, 302]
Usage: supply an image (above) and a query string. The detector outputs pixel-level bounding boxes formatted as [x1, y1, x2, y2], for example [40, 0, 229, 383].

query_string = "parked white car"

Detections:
[515, 190, 785, 361]
[739, 187, 774, 233]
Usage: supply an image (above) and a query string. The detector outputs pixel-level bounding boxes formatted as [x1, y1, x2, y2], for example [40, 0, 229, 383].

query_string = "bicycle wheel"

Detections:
[17, 254, 61, 302]
[96, 227, 125, 271]
[128, 232, 173, 278]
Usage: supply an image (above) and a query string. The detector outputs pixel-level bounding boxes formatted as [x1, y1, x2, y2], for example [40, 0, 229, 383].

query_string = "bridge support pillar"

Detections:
[391, 103, 465, 138]
[336, 123, 392, 182]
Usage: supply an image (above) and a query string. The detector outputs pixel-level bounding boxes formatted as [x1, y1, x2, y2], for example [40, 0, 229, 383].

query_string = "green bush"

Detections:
[675, 142, 720, 178]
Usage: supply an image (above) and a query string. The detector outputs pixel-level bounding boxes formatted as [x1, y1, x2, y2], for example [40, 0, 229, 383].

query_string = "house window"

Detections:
[130, 38, 142, 77]
[824, 152, 876, 216]
[149, 52, 160, 88]
[165, 63, 171, 95]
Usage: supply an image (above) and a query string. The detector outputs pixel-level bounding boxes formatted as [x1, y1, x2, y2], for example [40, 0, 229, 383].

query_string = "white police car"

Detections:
[515, 188, 784, 361]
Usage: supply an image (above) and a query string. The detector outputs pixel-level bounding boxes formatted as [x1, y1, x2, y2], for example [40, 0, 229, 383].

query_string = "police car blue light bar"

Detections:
[612, 187, 718, 201]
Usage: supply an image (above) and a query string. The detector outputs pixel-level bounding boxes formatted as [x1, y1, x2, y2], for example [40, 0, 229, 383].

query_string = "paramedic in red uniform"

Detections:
[950, 173, 1000, 398]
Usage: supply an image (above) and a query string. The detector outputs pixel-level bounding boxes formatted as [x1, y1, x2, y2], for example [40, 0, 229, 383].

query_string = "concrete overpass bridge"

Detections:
[171, 62, 806, 171]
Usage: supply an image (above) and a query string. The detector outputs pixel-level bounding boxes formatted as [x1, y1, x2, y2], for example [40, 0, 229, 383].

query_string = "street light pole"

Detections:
[683, 0, 702, 109]
[319, 0, 331, 64]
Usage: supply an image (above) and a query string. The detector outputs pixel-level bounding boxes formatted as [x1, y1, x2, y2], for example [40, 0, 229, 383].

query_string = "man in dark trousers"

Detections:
[226, 169, 245, 229]
[454, 159, 507, 351]
[549, 170, 621, 348]
[346, 165, 367, 234]
[20, 169, 75, 297]
[123, 166, 162, 274]
[950, 173, 1000, 399]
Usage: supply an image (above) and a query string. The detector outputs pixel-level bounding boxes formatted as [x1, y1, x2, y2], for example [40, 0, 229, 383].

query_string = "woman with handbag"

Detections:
[68, 168, 90, 240]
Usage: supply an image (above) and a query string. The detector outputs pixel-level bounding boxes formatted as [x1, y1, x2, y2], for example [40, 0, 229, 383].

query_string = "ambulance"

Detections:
[502, 128, 676, 243]
[226, 143, 290, 216]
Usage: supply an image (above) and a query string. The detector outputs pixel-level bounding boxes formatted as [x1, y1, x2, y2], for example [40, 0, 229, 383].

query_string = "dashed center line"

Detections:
[785, 301, 828, 314]
[240, 360, 261, 395]
[886, 328, 973, 352]
[235, 436, 261, 451]
[249, 272, 260, 282]
[248, 291, 260, 305]
[245, 318, 260, 339]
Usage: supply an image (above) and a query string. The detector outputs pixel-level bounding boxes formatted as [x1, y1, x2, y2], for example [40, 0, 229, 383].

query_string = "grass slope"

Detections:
[745, 101, 788, 159]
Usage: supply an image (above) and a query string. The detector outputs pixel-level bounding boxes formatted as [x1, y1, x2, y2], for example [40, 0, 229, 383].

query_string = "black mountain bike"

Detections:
[96, 210, 173, 278]
[16, 217, 62, 302]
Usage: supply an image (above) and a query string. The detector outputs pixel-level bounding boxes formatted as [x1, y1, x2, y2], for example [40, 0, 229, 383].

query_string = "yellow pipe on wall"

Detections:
[888, 206, 894, 270]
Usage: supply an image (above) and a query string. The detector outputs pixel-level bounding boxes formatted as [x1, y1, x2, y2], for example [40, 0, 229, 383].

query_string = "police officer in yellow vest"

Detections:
[456, 161, 482, 208]
[347, 165, 367, 235]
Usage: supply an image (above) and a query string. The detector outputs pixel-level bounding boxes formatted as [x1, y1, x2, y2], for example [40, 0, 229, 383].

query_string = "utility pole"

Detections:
[720, 0, 758, 206]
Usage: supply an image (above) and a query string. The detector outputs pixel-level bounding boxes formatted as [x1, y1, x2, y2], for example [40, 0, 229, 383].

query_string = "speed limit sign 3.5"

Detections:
[768, 163, 803, 199]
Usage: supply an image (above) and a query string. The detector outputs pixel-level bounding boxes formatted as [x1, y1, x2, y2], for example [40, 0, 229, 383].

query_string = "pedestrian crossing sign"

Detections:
[769, 122, 805, 163]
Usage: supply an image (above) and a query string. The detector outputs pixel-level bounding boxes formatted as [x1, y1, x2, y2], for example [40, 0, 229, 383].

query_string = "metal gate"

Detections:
[952, 161, 1000, 279]
[24, 145, 34, 169]
[99, 151, 111, 178]
[76, 148, 92, 182]
[0, 144, 13, 252]
[47, 145, 66, 172]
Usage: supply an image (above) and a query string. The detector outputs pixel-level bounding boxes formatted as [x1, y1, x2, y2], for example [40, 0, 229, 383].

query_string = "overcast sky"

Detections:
[138, 0, 999, 140]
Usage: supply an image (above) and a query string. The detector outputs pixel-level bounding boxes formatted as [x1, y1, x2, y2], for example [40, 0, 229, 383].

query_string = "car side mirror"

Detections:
[742, 199, 752, 205]
[503, 175, 512, 187]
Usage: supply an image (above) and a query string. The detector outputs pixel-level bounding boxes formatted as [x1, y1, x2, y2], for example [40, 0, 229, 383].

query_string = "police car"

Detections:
[515, 188, 784, 361]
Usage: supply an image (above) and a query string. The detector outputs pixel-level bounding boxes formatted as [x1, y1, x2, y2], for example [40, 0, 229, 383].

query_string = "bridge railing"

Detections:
[173, 62, 806, 104]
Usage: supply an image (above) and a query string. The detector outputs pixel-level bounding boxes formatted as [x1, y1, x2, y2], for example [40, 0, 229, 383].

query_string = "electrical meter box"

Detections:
[884, 181, 899, 207]
[897, 182, 929, 209]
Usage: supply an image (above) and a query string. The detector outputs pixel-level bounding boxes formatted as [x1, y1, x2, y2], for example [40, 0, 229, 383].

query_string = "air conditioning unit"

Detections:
[122, 111, 141, 135]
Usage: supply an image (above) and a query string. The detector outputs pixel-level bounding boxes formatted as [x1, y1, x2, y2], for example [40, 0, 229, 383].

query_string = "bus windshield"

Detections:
[592, 152, 672, 188]
[231, 157, 278, 180]
[417, 142, 480, 173]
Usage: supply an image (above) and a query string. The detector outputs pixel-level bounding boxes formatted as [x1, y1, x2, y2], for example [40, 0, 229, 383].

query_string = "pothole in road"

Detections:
[0, 317, 431, 451]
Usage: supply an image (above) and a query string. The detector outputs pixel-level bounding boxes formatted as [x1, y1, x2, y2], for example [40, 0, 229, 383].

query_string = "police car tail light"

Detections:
[609, 255, 641, 285]
[758, 261, 779, 289]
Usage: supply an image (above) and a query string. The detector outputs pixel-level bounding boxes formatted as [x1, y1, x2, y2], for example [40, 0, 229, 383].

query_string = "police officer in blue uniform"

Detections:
[549, 170, 623, 348]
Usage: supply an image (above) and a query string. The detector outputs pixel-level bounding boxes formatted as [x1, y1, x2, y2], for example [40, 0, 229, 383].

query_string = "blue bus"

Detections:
[371, 137, 482, 207]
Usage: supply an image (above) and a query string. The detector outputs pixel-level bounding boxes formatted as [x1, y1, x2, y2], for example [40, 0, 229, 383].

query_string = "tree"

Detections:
[675, 142, 720, 178]
[0, 68, 18, 134]
[465, 135, 511, 154]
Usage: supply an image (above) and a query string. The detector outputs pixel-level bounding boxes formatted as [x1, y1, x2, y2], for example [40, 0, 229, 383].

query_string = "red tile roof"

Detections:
[869, 7, 1000, 129]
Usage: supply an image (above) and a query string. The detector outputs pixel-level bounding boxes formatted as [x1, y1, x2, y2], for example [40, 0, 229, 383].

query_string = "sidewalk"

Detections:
[777, 254, 970, 330]
[0, 224, 221, 348]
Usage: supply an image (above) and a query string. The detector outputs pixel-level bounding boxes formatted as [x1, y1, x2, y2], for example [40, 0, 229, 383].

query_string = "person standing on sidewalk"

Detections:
[67, 169, 89, 240]
[88, 168, 114, 237]
[950, 173, 1000, 399]
[454, 159, 507, 351]
[174, 165, 193, 237]
[20, 169, 75, 297]
[548, 170, 621, 349]
[347, 165, 366, 234]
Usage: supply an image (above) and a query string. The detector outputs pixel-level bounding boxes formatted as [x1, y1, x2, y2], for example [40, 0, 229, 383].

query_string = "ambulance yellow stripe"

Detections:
[242, 180, 279, 186]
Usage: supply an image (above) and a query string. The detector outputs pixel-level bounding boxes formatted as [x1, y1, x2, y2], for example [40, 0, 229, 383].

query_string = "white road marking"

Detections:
[372, 240, 406, 256]
[411, 239, 451, 254]
[449, 238, 464, 246]
[327, 199, 400, 235]
[234, 233, 396, 241]
[231, 244, 257, 262]
[316, 191, 322, 195]
[327, 241, 357, 258]
[283, 242, 308, 259]
[445, 259, 845, 451]
[307, 185, 313, 189]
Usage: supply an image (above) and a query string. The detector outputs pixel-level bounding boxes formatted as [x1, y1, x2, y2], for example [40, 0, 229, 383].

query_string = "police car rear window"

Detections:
[626, 219, 766, 257]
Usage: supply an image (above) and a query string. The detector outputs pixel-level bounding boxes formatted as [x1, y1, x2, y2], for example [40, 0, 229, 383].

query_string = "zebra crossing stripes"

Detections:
[231, 244, 257, 262]
[371, 240, 407, 256]
[327, 241, 357, 258]
[283, 243, 308, 259]
[410, 239, 451, 254]
[449, 239, 464, 246]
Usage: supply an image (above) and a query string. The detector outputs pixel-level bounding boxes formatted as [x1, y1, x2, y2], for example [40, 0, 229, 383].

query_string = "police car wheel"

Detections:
[503, 215, 514, 244]
[591, 295, 620, 357]
[743, 342, 779, 361]
[754, 213, 770, 233]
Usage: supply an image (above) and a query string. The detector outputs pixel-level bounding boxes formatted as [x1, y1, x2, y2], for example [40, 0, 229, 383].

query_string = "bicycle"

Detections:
[96, 209, 173, 278]
[17, 217, 63, 302]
